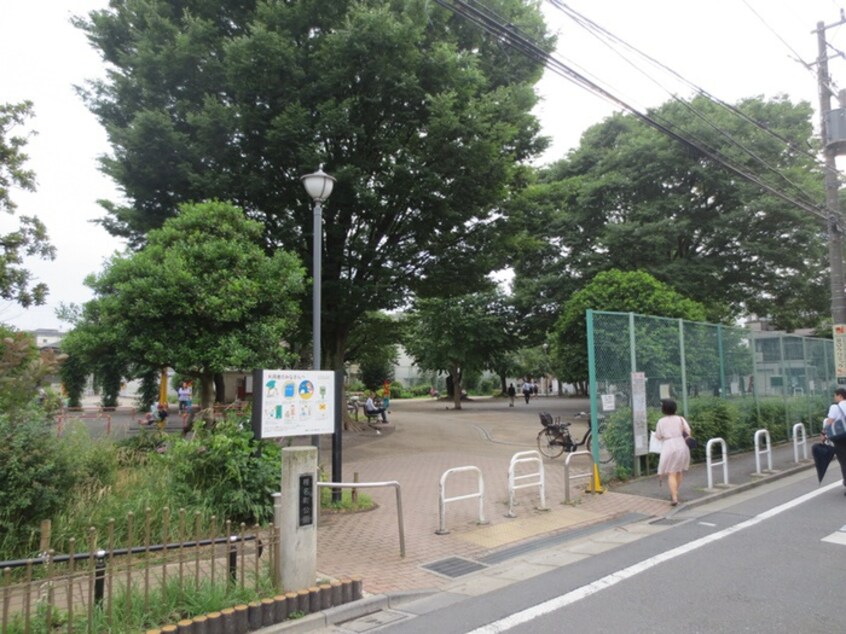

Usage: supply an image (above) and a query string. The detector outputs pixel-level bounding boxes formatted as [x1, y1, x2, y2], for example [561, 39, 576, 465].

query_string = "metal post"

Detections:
[228, 536, 238, 584]
[817, 20, 846, 349]
[94, 551, 106, 605]
[310, 199, 323, 450]
[629, 312, 640, 477]
[585, 309, 603, 492]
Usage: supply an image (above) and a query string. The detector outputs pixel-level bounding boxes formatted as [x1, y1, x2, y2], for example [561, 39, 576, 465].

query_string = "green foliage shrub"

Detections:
[389, 381, 403, 399]
[0, 407, 76, 553]
[604, 394, 831, 481]
[58, 421, 119, 488]
[164, 416, 281, 524]
[408, 384, 434, 397]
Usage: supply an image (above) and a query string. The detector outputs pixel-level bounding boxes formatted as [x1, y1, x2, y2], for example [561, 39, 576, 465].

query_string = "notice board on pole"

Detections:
[251, 369, 335, 439]
[835, 325, 846, 379]
[631, 371, 648, 456]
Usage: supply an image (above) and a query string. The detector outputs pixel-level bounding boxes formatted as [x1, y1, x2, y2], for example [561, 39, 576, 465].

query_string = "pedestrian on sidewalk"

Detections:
[655, 398, 691, 506]
[507, 383, 516, 407]
[822, 387, 846, 491]
[522, 381, 532, 404]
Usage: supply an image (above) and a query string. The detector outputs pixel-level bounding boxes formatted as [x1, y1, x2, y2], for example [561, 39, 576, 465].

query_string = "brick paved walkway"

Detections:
[313, 396, 671, 595]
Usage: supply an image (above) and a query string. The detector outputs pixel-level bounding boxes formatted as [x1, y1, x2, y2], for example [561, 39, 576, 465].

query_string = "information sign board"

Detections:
[251, 369, 335, 438]
[835, 325, 846, 378]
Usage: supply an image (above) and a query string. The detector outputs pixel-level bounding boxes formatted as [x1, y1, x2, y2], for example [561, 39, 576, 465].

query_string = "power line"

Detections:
[431, 0, 828, 221]
[547, 0, 830, 214]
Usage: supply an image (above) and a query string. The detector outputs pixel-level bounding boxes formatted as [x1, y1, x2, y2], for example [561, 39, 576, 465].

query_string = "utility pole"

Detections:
[816, 19, 846, 336]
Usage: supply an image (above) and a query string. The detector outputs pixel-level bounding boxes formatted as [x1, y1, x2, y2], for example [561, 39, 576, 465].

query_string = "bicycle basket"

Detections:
[539, 412, 554, 427]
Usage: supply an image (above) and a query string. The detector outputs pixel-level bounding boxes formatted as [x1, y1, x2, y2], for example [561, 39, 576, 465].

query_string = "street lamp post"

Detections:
[300, 167, 336, 372]
[301, 167, 340, 501]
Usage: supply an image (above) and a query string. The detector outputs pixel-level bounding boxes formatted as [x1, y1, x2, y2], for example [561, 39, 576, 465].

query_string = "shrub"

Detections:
[164, 416, 281, 524]
[0, 406, 76, 553]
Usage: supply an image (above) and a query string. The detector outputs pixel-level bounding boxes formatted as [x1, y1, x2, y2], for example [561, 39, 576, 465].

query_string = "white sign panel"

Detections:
[632, 372, 648, 456]
[601, 393, 616, 411]
[252, 369, 335, 438]
[835, 325, 846, 378]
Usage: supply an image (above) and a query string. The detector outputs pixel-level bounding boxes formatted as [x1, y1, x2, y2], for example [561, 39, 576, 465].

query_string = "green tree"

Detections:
[0, 326, 72, 552]
[404, 290, 515, 410]
[75, 0, 552, 370]
[510, 95, 828, 330]
[67, 201, 305, 410]
[346, 311, 401, 391]
[0, 101, 56, 307]
[551, 269, 707, 387]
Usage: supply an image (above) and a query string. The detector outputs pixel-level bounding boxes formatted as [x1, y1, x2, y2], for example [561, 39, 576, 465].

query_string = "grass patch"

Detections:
[319, 486, 374, 512]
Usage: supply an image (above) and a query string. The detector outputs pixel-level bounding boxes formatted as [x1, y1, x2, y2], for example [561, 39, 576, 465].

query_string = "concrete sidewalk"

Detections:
[259, 398, 818, 633]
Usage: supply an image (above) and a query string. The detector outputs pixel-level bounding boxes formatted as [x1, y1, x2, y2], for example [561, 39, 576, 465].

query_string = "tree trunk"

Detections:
[499, 372, 507, 395]
[213, 372, 225, 403]
[451, 364, 462, 410]
[200, 373, 215, 411]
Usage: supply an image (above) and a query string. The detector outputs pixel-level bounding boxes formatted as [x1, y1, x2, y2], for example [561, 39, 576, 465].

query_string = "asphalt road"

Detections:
[373, 467, 846, 633]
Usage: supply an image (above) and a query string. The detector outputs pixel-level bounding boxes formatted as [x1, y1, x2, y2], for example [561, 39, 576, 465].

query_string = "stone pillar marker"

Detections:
[278, 446, 318, 591]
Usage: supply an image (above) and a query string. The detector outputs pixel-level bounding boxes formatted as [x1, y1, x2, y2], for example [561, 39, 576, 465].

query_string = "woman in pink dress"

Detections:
[655, 398, 691, 506]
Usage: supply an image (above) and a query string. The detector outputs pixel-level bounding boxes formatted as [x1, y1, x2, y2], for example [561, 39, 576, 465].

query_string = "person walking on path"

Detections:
[522, 381, 532, 404]
[177, 381, 192, 415]
[655, 398, 691, 506]
[822, 387, 846, 492]
[507, 383, 516, 407]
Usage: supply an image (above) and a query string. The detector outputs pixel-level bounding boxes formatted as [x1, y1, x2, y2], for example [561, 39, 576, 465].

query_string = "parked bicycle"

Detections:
[536, 411, 612, 463]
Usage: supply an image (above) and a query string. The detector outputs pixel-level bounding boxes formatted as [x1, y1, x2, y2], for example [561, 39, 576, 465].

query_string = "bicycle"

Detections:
[536, 411, 612, 463]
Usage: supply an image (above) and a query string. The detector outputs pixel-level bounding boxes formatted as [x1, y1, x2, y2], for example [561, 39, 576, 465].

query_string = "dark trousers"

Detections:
[366, 407, 387, 422]
[834, 438, 846, 485]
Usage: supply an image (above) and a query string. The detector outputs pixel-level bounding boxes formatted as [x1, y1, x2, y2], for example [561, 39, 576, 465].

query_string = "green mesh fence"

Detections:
[587, 309, 835, 471]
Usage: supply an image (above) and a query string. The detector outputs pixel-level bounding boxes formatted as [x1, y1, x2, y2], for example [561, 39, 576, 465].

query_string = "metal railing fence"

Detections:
[587, 310, 834, 469]
[0, 510, 275, 633]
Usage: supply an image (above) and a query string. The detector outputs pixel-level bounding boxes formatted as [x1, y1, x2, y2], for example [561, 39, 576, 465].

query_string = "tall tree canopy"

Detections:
[64, 201, 304, 409]
[75, 0, 552, 369]
[0, 101, 55, 308]
[404, 290, 516, 410]
[510, 95, 829, 332]
[550, 269, 707, 388]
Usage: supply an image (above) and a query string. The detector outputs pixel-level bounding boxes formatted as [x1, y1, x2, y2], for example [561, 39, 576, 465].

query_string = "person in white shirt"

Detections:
[364, 391, 388, 423]
[822, 387, 846, 493]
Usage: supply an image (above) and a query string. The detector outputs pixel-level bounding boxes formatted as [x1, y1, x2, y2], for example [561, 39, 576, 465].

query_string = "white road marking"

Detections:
[697, 521, 717, 527]
[467, 482, 840, 634]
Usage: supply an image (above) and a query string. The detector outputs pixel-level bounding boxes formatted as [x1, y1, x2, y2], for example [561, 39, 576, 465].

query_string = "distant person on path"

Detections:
[155, 402, 169, 430]
[655, 398, 691, 506]
[365, 391, 388, 423]
[822, 387, 846, 491]
[382, 380, 391, 412]
[507, 383, 516, 407]
[522, 382, 532, 404]
[177, 381, 192, 414]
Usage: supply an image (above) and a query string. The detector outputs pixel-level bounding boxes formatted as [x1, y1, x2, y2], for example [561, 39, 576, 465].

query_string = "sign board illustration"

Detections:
[251, 369, 336, 438]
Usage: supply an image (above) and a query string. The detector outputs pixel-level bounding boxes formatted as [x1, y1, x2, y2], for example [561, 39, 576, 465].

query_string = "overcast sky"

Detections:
[1, 0, 845, 331]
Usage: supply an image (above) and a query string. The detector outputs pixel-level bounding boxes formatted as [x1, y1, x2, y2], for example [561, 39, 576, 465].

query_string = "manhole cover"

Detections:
[421, 556, 488, 578]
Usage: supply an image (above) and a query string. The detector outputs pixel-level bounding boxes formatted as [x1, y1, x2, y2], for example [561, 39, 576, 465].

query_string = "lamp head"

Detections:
[300, 167, 336, 202]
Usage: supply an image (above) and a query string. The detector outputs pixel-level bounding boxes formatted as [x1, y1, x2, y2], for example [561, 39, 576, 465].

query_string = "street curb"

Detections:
[667, 459, 814, 517]
[257, 589, 438, 633]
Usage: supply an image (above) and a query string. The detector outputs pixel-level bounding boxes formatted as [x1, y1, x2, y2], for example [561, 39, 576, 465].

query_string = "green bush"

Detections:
[164, 416, 281, 524]
[389, 380, 403, 399]
[58, 421, 119, 488]
[0, 407, 76, 553]
[409, 384, 434, 397]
